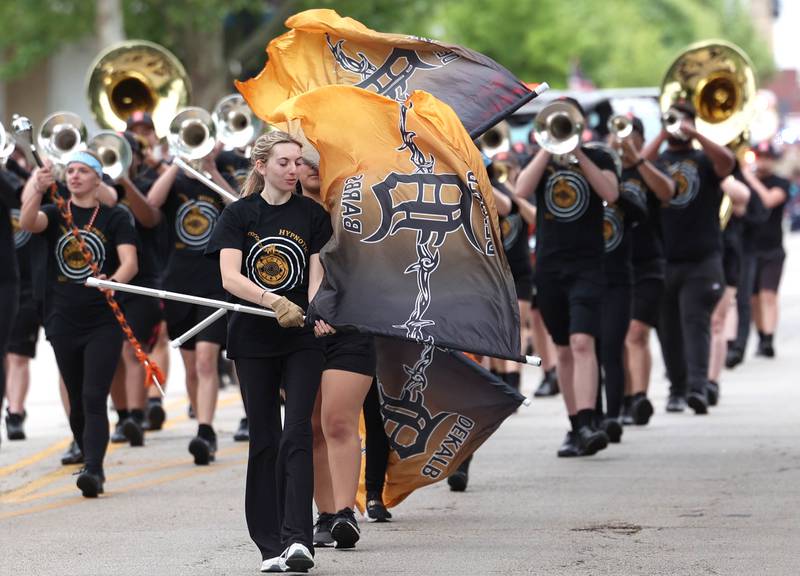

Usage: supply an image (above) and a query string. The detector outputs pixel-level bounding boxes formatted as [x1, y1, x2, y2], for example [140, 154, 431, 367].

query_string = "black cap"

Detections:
[558, 96, 586, 117]
[754, 140, 780, 159]
[126, 111, 155, 130]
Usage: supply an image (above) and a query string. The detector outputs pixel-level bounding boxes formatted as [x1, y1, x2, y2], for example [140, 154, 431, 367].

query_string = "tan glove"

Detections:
[270, 296, 305, 328]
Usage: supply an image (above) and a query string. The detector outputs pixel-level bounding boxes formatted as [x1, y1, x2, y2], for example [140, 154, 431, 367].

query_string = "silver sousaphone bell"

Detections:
[88, 131, 132, 180]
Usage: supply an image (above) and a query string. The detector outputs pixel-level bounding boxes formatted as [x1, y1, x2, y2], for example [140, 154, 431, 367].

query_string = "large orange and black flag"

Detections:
[269, 85, 521, 360]
[236, 8, 540, 139]
[355, 337, 525, 510]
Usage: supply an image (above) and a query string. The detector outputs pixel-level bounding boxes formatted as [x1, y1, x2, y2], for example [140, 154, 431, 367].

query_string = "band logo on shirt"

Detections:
[246, 232, 307, 292]
[176, 197, 219, 250]
[667, 160, 700, 209]
[545, 170, 590, 222]
[500, 213, 523, 252]
[603, 205, 624, 253]
[622, 178, 647, 207]
[55, 228, 106, 282]
[11, 209, 31, 249]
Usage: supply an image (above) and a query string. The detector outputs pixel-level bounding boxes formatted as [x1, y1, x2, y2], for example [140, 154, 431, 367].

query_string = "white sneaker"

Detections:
[283, 542, 314, 572]
[260, 554, 287, 573]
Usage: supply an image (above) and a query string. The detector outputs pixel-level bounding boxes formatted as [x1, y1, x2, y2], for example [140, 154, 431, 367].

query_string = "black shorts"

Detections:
[7, 302, 41, 358]
[753, 249, 785, 293]
[120, 295, 163, 351]
[723, 246, 740, 288]
[322, 332, 376, 377]
[536, 266, 603, 346]
[631, 277, 664, 327]
[164, 300, 227, 350]
[514, 274, 534, 303]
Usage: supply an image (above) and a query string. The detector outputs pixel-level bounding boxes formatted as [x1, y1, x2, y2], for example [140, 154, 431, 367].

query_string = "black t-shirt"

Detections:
[115, 176, 161, 288]
[603, 170, 648, 286]
[495, 180, 532, 280]
[40, 202, 138, 337]
[162, 173, 232, 296]
[216, 150, 249, 188]
[658, 148, 723, 263]
[753, 174, 791, 252]
[535, 147, 617, 270]
[205, 193, 332, 358]
[0, 169, 23, 285]
[624, 165, 667, 279]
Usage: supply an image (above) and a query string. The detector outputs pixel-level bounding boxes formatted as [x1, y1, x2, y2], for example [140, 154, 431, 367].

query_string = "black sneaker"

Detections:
[331, 507, 360, 549]
[630, 396, 654, 425]
[725, 346, 743, 368]
[706, 381, 720, 407]
[601, 418, 623, 443]
[557, 431, 579, 457]
[5, 410, 26, 440]
[110, 421, 127, 443]
[145, 400, 166, 431]
[687, 392, 708, 415]
[666, 395, 687, 413]
[447, 464, 469, 492]
[756, 339, 775, 358]
[533, 370, 559, 397]
[189, 435, 217, 465]
[61, 440, 84, 465]
[75, 467, 105, 498]
[122, 418, 145, 447]
[575, 425, 608, 456]
[621, 401, 635, 426]
[313, 512, 335, 547]
[366, 492, 392, 522]
[233, 418, 249, 442]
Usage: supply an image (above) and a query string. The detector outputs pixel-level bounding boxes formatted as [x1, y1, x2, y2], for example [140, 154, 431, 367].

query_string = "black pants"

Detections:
[596, 283, 631, 418]
[235, 350, 323, 561]
[49, 324, 123, 473]
[0, 282, 20, 413]
[363, 378, 390, 494]
[733, 250, 757, 352]
[660, 256, 724, 398]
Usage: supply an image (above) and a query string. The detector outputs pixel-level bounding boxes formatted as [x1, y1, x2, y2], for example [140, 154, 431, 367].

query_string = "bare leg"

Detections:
[122, 342, 148, 412]
[708, 288, 733, 383]
[624, 320, 652, 396]
[6, 353, 31, 414]
[320, 369, 373, 511]
[758, 290, 779, 334]
[148, 323, 170, 399]
[180, 348, 199, 414]
[570, 333, 598, 411]
[531, 309, 557, 372]
[59, 377, 70, 417]
[194, 342, 220, 426]
[556, 345, 576, 415]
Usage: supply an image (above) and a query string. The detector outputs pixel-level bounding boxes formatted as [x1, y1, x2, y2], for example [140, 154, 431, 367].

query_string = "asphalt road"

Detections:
[2, 235, 799, 576]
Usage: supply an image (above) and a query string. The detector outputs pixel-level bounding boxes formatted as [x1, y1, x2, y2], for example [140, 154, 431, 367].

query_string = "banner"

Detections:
[236, 8, 538, 138]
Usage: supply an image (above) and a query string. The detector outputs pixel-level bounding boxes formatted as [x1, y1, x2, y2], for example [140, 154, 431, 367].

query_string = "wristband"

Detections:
[633, 158, 645, 169]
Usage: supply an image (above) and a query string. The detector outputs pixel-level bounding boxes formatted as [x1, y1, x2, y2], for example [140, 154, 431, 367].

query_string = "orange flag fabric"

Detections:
[236, 8, 537, 139]
[269, 85, 521, 360]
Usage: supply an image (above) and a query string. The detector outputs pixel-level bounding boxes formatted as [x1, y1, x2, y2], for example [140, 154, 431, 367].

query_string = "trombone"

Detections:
[212, 94, 262, 152]
[88, 131, 132, 181]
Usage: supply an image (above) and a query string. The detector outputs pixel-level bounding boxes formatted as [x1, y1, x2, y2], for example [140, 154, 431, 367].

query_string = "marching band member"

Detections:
[516, 98, 618, 457]
[146, 144, 237, 465]
[619, 117, 676, 426]
[19, 151, 138, 497]
[643, 100, 735, 415]
[206, 131, 330, 572]
[297, 151, 377, 549]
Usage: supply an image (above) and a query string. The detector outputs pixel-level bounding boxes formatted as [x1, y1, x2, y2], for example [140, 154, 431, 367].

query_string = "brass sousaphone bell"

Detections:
[659, 40, 756, 146]
[87, 40, 191, 138]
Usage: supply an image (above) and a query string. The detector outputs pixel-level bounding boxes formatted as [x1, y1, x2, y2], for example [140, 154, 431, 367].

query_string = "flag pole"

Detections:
[468, 82, 550, 140]
[85, 278, 278, 318]
[170, 308, 228, 348]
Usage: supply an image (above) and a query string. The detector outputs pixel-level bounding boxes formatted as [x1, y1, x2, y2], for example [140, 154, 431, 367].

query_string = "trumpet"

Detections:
[477, 121, 510, 158]
[607, 115, 634, 140]
[532, 100, 584, 161]
[88, 131, 132, 181]
[0, 122, 14, 165]
[212, 94, 262, 151]
[661, 109, 687, 140]
[37, 112, 87, 164]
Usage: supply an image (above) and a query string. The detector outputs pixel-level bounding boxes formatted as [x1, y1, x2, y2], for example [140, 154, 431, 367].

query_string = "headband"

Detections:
[65, 151, 103, 179]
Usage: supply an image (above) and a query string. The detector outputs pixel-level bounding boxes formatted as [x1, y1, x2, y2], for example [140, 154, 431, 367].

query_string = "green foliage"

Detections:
[0, 0, 93, 79]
